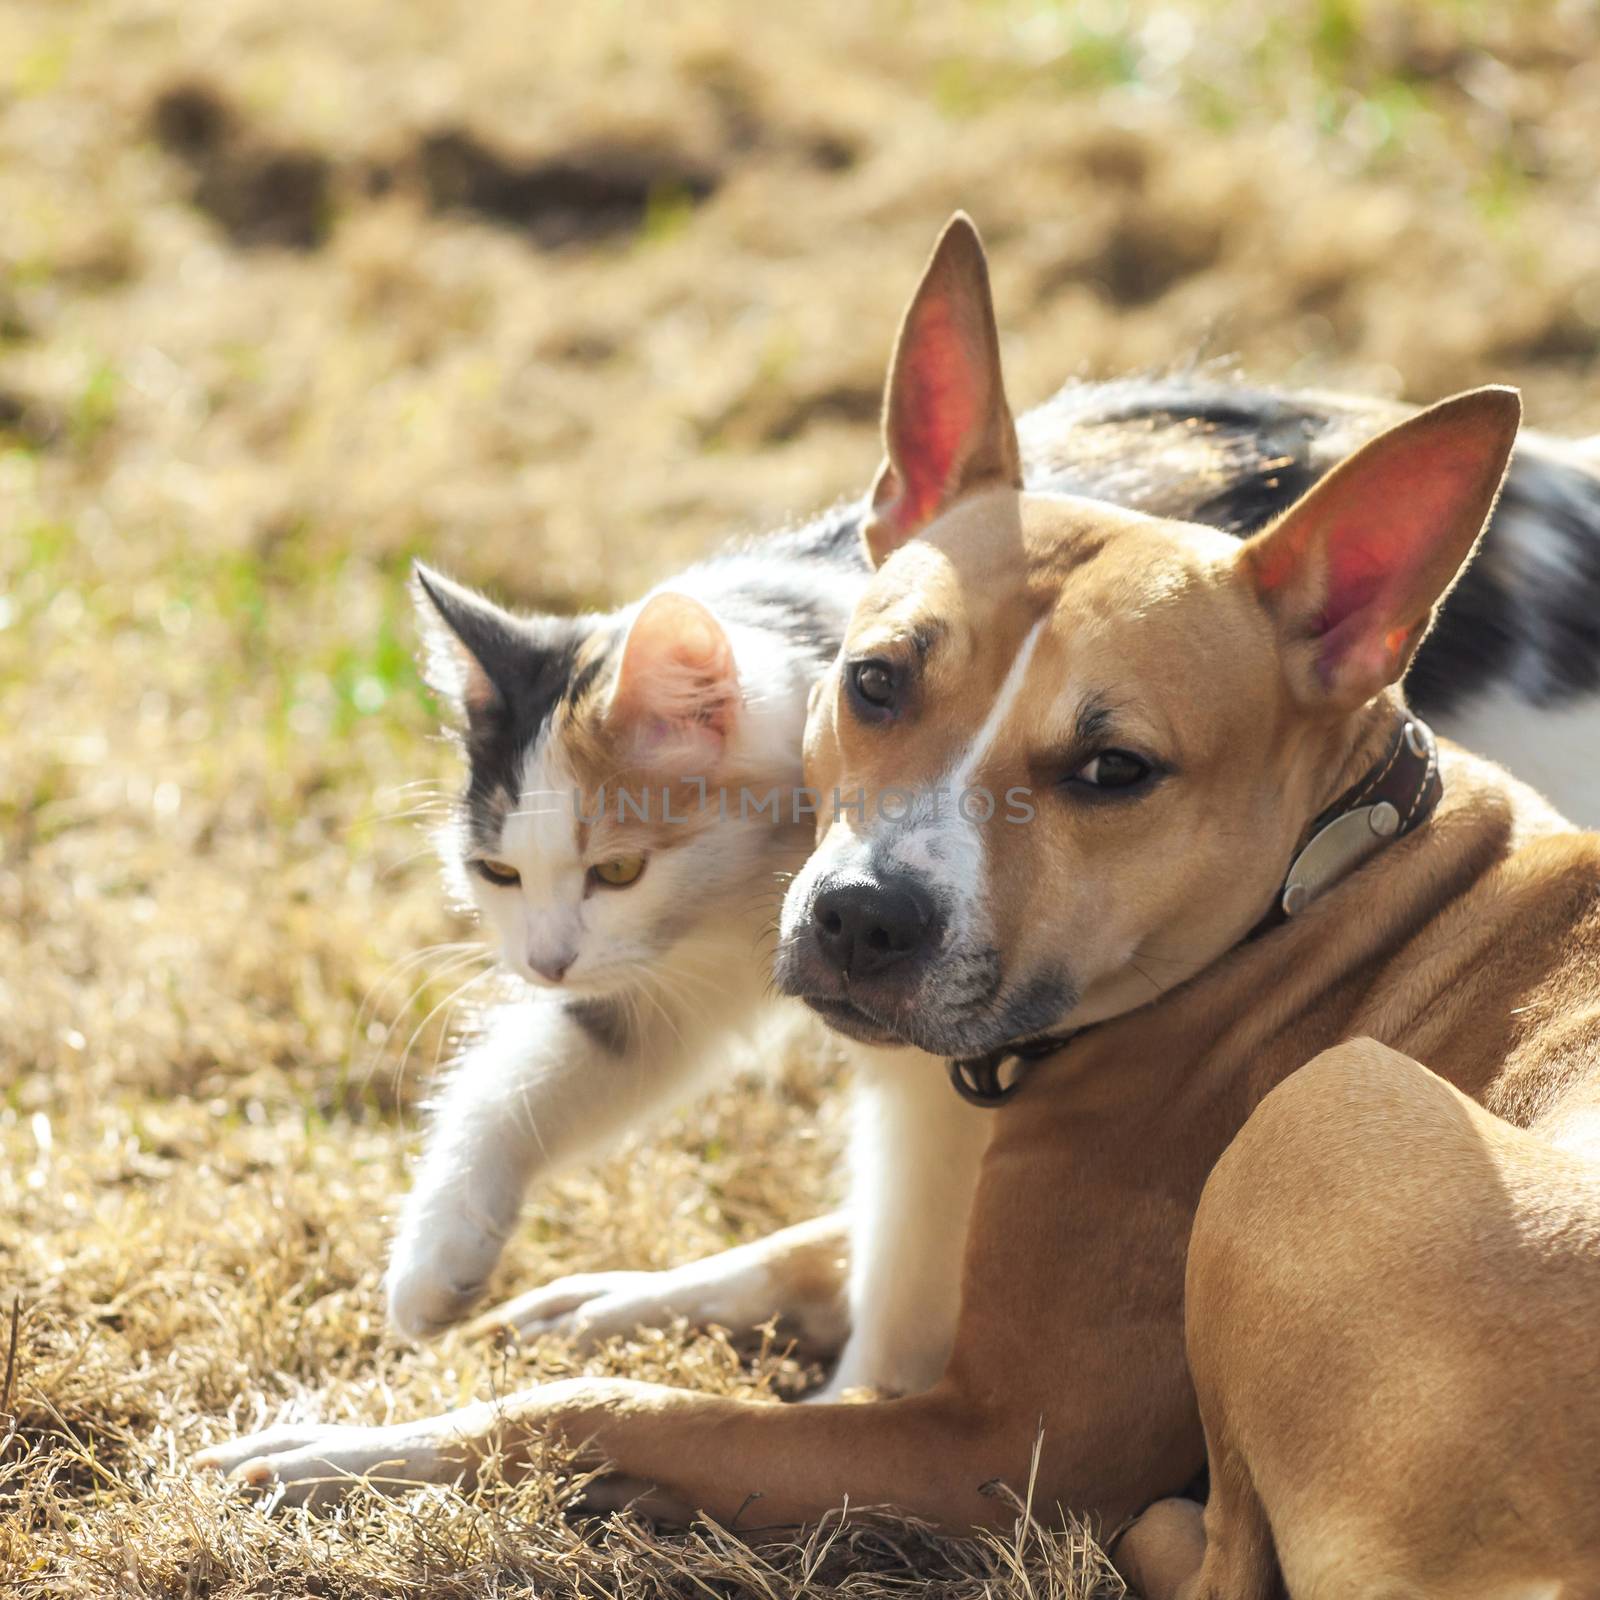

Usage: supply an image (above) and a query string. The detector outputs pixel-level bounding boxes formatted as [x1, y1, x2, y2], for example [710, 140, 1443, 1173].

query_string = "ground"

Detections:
[2, 2, 1599, 1595]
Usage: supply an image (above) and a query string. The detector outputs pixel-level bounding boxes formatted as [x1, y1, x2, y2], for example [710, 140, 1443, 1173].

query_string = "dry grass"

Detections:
[3, 1, 1599, 1594]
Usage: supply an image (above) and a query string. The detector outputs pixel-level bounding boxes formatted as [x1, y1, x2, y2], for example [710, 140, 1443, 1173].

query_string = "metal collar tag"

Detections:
[1279, 801, 1403, 918]
[1264, 715, 1441, 930]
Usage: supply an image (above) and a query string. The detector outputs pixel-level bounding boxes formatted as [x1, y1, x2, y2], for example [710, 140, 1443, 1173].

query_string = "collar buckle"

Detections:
[948, 1051, 1028, 1107]
[948, 1033, 1075, 1107]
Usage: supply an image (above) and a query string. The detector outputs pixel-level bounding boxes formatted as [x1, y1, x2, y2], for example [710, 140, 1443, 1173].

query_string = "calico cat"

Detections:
[386, 512, 867, 1349]
[387, 374, 1600, 1397]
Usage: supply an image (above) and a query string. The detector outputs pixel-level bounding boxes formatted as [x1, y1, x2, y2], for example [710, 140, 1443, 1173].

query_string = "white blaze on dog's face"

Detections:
[775, 213, 1521, 1058]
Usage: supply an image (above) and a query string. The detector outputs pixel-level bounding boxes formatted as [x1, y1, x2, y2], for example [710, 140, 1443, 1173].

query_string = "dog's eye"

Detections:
[848, 659, 897, 715]
[591, 855, 647, 889]
[472, 858, 521, 887]
[1070, 750, 1153, 793]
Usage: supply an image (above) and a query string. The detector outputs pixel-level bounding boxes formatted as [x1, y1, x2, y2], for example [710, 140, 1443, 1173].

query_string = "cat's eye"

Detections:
[847, 659, 897, 718]
[1067, 750, 1155, 795]
[591, 855, 647, 889]
[472, 858, 522, 887]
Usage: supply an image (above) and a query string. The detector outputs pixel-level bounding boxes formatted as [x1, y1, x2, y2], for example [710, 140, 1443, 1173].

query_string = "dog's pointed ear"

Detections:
[606, 591, 739, 768]
[413, 562, 520, 721]
[1239, 386, 1521, 711]
[863, 213, 1023, 568]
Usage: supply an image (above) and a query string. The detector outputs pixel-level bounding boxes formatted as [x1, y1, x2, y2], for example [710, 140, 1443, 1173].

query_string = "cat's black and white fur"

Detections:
[388, 377, 1600, 1399]
[388, 518, 864, 1345]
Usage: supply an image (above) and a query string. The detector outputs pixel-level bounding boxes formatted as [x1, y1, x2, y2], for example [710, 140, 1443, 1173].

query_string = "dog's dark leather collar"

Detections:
[947, 713, 1444, 1108]
[948, 1037, 1072, 1106]
[1244, 712, 1442, 941]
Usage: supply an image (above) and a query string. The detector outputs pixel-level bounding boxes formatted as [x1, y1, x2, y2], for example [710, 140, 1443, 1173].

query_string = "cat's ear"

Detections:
[863, 212, 1022, 568]
[1239, 386, 1521, 711]
[606, 591, 738, 768]
[412, 563, 523, 721]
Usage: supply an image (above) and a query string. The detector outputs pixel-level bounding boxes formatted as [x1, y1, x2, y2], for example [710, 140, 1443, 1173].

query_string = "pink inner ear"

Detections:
[1245, 386, 1518, 702]
[1315, 548, 1389, 638]
[1300, 432, 1499, 678]
[610, 593, 739, 764]
[459, 657, 499, 717]
[886, 294, 979, 530]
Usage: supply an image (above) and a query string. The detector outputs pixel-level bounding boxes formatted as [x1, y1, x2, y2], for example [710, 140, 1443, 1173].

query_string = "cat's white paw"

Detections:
[385, 1210, 511, 1339]
[468, 1236, 847, 1354]
[193, 1421, 454, 1508]
[467, 1270, 666, 1345]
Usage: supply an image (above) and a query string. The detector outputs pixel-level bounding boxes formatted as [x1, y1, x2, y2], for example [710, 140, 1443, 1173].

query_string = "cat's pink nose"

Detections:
[528, 953, 572, 984]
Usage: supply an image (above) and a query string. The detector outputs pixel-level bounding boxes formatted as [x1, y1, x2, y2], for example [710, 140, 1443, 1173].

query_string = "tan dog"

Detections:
[196, 220, 1600, 1595]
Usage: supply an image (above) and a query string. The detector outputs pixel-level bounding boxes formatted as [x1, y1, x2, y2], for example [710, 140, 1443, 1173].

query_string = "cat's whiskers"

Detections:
[650, 960, 733, 1007]
[378, 842, 458, 881]
[492, 770, 592, 828]
[372, 779, 460, 822]
[374, 780, 457, 810]
[372, 947, 495, 1063]
[353, 940, 490, 1055]
[384, 960, 498, 1102]
[630, 969, 692, 1053]
[361, 944, 489, 1041]
[510, 1076, 552, 1162]
[383, 778, 457, 795]
[726, 884, 788, 918]
[654, 933, 756, 982]
[378, 805, 460, 832]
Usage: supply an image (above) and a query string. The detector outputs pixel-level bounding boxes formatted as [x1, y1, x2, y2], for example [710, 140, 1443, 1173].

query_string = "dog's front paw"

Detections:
[466, 1270, 665, 1346]
[193, 1422, 343, 1479]
[193, 1423, 377, 1508]
[385, 1211, 511, 1339]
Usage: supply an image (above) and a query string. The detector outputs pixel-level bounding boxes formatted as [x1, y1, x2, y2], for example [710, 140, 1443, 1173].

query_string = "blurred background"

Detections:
[3, 3, 1599, 1594]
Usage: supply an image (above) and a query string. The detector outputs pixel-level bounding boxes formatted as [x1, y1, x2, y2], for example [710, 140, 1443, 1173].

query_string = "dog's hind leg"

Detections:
[1114, 1496, 1208, 1600]
[1116, 1453, 1279, 1600]
[1115, 1428, 1278, 1600]
[1148, 1037, 1600, 1600]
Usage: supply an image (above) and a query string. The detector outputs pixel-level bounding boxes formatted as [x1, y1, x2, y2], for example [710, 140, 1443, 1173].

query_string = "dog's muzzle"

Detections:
[776, 868, 947, 1044]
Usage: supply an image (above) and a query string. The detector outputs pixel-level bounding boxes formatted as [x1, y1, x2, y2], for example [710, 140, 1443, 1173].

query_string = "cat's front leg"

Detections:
[805, 1048, 992, 1401]
[467, 1210, 850, 1359]
[386, 990, 721, 1338]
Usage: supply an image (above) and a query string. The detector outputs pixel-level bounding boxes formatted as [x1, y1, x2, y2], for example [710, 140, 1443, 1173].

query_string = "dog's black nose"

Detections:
[811, 878, 936, 980]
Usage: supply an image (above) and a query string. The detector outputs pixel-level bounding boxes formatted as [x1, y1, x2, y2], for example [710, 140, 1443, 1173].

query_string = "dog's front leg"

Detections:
[194, 1377, 1023, 1532]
